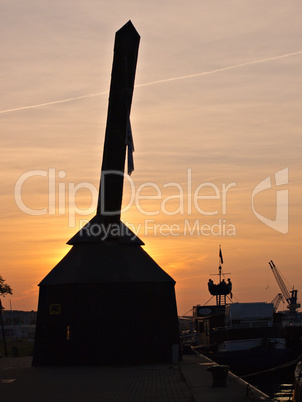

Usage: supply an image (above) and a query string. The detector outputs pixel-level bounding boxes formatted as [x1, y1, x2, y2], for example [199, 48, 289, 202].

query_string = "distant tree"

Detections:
[0, 275, 12, 356]
[0, 275, 13, 297]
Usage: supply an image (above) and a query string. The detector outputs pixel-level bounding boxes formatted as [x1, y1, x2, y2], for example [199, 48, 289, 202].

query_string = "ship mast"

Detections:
[208, 246, 231, 305]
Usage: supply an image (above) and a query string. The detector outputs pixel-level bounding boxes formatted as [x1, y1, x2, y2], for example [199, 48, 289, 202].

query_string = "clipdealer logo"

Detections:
[14, 167, 289, 236]
[252, 168, 288, 234]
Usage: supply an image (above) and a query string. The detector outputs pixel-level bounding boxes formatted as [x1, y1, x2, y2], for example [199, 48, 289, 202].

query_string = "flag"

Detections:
[219, 247, 223, 264]
[126, 115, 134, 175]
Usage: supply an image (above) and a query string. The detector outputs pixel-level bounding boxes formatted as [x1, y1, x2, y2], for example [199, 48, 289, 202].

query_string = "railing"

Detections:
[213, 322, 283, 332]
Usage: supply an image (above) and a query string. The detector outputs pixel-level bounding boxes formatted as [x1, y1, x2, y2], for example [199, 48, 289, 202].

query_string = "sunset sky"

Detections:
[1, 1, 302, 315]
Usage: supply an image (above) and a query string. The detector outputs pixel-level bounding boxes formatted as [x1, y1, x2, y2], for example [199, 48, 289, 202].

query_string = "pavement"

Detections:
[0, 353, 275, 401]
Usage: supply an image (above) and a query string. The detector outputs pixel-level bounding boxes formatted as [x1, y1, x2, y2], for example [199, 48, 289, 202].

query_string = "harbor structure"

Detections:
[33, 21, 179, 366]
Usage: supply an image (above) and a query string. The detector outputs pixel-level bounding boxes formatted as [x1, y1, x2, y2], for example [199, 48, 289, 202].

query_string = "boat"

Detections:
[192, 302, 295, 375]
[185, 250, 302, 377]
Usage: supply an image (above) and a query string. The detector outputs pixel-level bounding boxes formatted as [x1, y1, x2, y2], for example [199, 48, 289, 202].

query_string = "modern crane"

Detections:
[268, 260, 300, 315]
[270, 293, 284, 312]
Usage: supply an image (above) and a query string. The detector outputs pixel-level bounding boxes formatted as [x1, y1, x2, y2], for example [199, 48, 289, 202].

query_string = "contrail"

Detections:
[0, 92, 108, 115]
[1, 50, 301, 115]
[136, 50, 302, 88]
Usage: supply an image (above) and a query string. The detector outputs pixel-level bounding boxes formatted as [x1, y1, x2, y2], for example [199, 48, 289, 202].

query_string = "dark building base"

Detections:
[33, 282, 179, 366]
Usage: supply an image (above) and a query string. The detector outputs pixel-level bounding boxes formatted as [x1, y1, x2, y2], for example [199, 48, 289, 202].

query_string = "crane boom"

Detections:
[268, 260, 300, 316]
[270, 293, 284, 312]
[269, 260, 290, 302]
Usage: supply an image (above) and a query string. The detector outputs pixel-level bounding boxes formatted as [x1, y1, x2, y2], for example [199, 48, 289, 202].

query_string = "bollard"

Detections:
[207, 364, 229, 387]
[172, 344, 179, 364]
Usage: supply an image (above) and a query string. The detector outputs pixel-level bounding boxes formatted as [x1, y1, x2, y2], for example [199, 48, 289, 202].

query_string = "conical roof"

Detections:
[39, 241, 175, 286]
